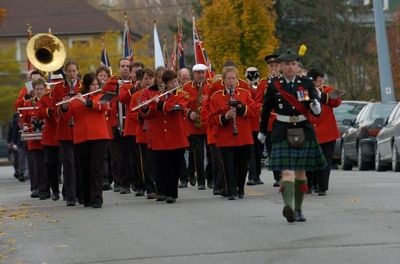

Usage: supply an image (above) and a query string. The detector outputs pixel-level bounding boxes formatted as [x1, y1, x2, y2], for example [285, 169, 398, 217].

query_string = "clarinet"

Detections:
[228, 86, 239, 136]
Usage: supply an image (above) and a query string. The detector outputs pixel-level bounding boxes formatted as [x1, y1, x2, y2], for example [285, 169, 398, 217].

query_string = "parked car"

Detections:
[341, 102, 397, 171]
[332, 101, 368, 164]
[375, 102, 400, 171]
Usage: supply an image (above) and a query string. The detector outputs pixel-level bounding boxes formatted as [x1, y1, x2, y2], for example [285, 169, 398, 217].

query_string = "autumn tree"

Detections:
[198, 0, 278, 75]
[275, 0, 378, 100]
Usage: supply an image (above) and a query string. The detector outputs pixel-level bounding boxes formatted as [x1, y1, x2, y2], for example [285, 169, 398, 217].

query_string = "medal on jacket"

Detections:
[304, 90, 310, 101]
[296, 89, 304, 101]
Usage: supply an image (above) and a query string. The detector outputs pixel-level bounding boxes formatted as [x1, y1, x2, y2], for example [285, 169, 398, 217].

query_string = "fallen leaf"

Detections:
[0, 254, 8, 260]
[7, 238, 16, 244]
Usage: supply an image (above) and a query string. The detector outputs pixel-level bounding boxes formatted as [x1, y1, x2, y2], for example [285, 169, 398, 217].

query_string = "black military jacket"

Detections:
[260, 75, 321, 143]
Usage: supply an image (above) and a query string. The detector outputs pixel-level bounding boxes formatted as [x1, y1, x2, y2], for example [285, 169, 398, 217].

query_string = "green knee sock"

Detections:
[281, 181, 294, 208]
[294, 179, 307, 211]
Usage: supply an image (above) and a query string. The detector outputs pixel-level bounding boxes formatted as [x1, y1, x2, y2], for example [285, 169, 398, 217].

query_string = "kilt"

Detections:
[269, 140, 327, 171]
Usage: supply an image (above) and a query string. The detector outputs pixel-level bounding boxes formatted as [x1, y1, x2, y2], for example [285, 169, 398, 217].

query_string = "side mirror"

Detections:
[373, 117, 385, 127]
[342, 119, 353, 126]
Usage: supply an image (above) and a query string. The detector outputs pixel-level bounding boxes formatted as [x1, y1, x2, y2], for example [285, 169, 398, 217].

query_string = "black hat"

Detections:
[278, 50, 299, 62]
[264, 54, 280, 64]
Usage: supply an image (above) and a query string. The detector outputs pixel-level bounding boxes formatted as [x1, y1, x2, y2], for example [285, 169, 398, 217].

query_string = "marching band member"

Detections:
[15, 70, 45, 110]
[129, 68, 157, 199]
[258, 51, 326, 222]
[36, 74, 64, 201]
[178, 68, 191, 86]
[208, 66, 256, 200]
[182, 64, 211, 189]
[61, 73, 111, 208]
[21, 79, 47, 199]
[245, 67, 264, 186]
[306, 68, 342, 196]
[255, 54, 282, 187]
[53, 61, 82, 206]
[102, 58, 132, 194]
[140, 70, 189, 203]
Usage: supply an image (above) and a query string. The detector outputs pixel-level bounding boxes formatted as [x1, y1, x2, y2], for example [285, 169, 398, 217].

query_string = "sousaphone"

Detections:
[26, 33, 66, 72]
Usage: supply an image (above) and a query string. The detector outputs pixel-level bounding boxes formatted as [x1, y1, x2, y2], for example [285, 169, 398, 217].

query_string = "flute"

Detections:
[17, 106, 39, 111]
[55, 88, 102, 106]
[131, 85, 181, 111]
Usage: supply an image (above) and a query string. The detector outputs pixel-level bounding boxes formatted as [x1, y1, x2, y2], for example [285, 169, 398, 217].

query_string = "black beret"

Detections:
[278, 50, 299, 62]
[264, 54, 280, 64]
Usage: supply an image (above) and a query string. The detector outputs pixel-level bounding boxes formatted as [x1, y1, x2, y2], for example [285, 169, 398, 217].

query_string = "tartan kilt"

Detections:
[269, 140, 327, 171]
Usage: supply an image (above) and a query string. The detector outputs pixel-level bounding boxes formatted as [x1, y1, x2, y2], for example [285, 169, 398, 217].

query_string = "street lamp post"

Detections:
[373, 0, 396, 102]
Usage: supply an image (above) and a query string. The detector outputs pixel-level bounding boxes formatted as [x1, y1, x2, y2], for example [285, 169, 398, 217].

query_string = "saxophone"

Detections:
[194, 82, 203, 128]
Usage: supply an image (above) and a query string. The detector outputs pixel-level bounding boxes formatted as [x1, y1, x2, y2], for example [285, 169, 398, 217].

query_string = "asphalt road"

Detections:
[0, 165, 400, 264]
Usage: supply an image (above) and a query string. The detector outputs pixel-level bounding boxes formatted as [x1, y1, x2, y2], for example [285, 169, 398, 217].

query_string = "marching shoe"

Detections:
[156, 195, 166, 201]
[247, 180, 256, 186]
[31, 189, 39, 198]
[113, 183, 121, 193]
[255, 179, 264, 185]
[135, 190, 145, 197]
[273, 180, 280, 187]
[318, 190, 326, 196]
[92, 202, 102, 208]
[120, 187, 131, 194]
[178, 181, 188, 188]
[189, 176, 196, 186]
[282, 205, 295, 223]
[198, 185, 206, 190]
[147, 192, 157, 199]
[294, 210, 307, 222]
[66, 200, 76, 206]
[228, 195, 235, 200]
[51, 193, 60, 201]
[166, 196, 176, 204]
[207, 181, 214, 189]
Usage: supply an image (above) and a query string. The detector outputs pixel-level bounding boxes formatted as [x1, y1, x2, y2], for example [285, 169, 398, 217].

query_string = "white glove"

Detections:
[257, 132, 266, 144]
[310, 99, 321, 115]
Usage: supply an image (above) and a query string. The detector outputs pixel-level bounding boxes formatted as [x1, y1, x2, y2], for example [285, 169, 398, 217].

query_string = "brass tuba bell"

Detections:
[26, 33, 66, 72]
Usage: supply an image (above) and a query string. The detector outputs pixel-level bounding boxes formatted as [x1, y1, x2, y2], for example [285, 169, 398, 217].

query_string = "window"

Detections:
[68, 37, 90, 48]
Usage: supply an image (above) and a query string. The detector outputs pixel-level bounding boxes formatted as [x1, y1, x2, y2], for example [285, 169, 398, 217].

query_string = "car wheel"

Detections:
[375, 146, 385, 172]
[357, 143, 370, 171]
[341, 146, 352, 170]
[392, 144, 400, 172]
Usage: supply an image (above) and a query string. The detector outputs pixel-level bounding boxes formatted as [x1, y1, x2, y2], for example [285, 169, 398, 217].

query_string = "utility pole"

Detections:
[373, 0, 395, 102]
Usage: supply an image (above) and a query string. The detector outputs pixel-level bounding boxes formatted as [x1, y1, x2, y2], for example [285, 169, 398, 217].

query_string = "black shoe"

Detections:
[198, 185, 206, 190]
[156, 195, 166, 201]
[213, 189, 221, 196]
[92, 202, 102, 208]
[147, 192, 157, 199]
[294, 210, 307, 222]
[18, 175, 26, 182]
[120, 187, 131, 194]
[228, 195, 235, 200]
[103, 183, 111, 191]
[318, 190, 326, 196]
[237, 192, 244, 199]
[166, 196, 176, 204]
[178, 181, 188, 188]
[247, 180, 256, 186]
[83, 202, 92, 207]
[207, 182, 214, 189]
[135, 190, 145, 197]
[273, 180, 280, 187]
[113, 183, 121, 192]
[30, 190, 39, 198]
[255, 180, 264, 185]
[39, 193, 50, 200]
[66, 200, 76, 206]
[282, 205, 295, 223]
[189, 176, 196, 186]
[51, 193, 60, 201]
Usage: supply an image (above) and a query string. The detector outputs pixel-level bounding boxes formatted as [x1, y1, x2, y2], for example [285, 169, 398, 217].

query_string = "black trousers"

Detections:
[154, 148, 185, 198]
[185, 135, 206, 185]
[59, 140, 79, 202]
[75, 140, 109, 205]
[209, 144, 224, 191]
[265, 131, 281, 181]
[137, 143, 156, 194]
[220, 145, 250, 196]
[248, 131, 263, 181]
[109, 128, 124, 186]
[27, 149, 46, 193]
[307, 140, 336, 192]
[120, 136, 138, 188]
[43, 145, 60, 195]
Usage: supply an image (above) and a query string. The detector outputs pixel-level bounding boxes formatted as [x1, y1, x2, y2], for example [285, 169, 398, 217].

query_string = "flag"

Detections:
[101, 38, 111, 68]
[27, 24, 33, 72]
[192, 16, 212, 78]
[153, 22, 164, 68]
[122, 13, 133, 61]
[162, 36, 169, 68]
[177, 16, 186, 69]
[169, 36, 177, 71]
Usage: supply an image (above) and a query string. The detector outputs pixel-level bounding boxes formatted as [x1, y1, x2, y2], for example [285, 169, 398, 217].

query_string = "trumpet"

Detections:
[55, 88, 102, 106]
[131, 85, 181, 111]
[250, 80, 259, 89]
